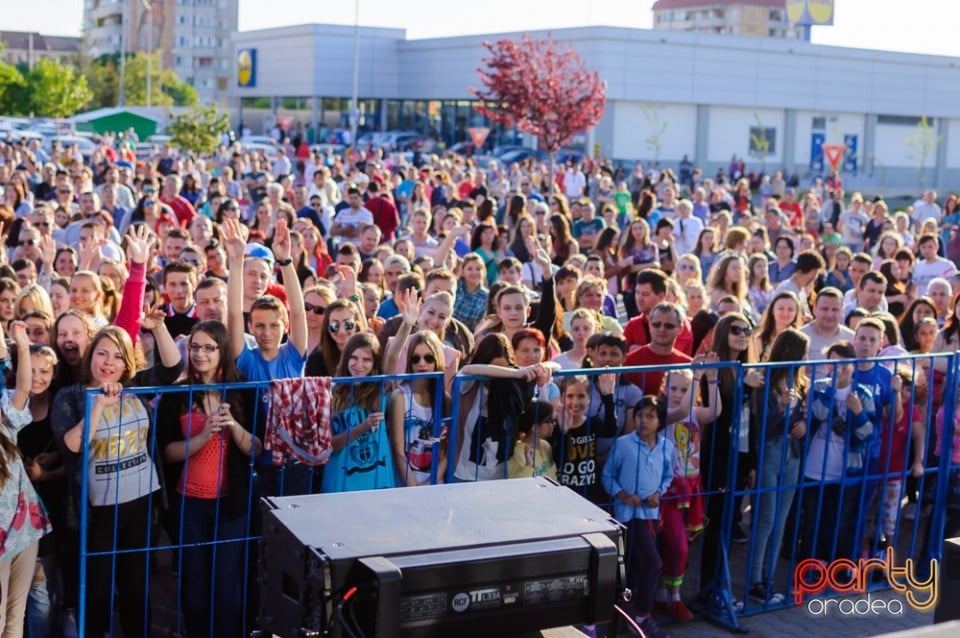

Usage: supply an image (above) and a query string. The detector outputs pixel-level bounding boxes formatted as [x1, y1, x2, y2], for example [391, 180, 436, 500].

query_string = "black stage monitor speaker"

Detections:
[935, 536, 960, 623]
[259, 477, 624, 638]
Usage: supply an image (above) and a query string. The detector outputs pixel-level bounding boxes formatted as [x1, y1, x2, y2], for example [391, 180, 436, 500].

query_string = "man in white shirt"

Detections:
[843, 271, 888, 318]
[330, 187, 373, 243]
[672, 198, 703, 256]
[801, 287, 855, 363]
[912, 190, 941, 228]
[564, 163, 586, 200]
[912, 233, 957, 291]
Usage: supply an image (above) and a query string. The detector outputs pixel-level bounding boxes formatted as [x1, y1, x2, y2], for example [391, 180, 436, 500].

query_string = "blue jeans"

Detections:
[750, 439, 800, 587]
[25, 554, 60, 638]
[177, 496, 250, 638]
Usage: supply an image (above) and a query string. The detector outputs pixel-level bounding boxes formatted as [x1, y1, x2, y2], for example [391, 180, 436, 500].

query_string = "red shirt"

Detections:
[160, 195, 198, 228]
[623, 346, 692, 396]
[623, 314, 694, 356]
[366, 195, 400, 241]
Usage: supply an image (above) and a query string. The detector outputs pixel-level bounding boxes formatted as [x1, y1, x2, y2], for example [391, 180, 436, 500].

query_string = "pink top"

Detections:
[935, 406, 960, 464]
[114, 260, 146, 344]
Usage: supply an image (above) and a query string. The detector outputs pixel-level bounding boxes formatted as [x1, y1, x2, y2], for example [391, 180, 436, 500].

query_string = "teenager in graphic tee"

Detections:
[551, 374, 618, 503]
[322, 334, 396, 493]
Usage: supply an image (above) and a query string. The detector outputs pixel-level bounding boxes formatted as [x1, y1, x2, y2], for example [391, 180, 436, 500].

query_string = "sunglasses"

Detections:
[19, 239, 35, 247]
[304, 302, 327, 315]
[36, 222, 50, 228]
[678, 263, 696, 271]
[730, 325, 752, 336]
[144, 201, 156, 208]
[328, 320, 356, 333]
[410, 353, 436, 365]
[142, 188, 157, 195]
[188, 343, 219, 354]
[57, 190, 71, 195]
[649, 321, 678, 330]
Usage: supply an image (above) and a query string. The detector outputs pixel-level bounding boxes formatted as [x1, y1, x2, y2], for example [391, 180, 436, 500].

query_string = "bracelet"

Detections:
[348, 294, 361, 303]
[275, 257, 293, 267]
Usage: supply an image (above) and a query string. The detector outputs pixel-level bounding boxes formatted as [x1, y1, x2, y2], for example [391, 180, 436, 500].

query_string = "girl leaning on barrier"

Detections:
[51, 312, 182, 638]
[157, 320, 260, 638]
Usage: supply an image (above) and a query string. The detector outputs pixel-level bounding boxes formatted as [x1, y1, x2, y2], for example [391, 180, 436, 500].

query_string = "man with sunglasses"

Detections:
[624, 269, 693, 355]
[623, 302, 692, 396]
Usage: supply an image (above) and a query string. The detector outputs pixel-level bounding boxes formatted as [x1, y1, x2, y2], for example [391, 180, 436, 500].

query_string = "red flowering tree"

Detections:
[471, 35, 606, 195]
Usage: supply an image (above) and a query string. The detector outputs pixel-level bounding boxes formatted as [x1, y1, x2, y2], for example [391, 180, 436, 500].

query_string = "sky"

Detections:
[9, 0, 960, 59]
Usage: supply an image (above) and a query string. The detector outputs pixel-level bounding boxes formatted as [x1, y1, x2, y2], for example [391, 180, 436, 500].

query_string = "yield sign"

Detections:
[822, 144, 845, 172]
[468, 127, 491, 149]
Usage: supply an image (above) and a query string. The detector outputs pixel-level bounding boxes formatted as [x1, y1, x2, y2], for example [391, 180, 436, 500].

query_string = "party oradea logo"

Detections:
[793, 547, 938, 616]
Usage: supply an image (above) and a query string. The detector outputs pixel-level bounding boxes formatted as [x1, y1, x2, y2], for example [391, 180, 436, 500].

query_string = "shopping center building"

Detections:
[230, 23, 960, 191]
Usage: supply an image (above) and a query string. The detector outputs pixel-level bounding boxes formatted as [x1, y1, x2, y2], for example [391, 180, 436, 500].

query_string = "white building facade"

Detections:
[231, 24, 960, 193]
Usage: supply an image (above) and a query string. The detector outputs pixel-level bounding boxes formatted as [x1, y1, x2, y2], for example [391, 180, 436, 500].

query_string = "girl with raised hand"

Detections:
[0, 322, 52, 637]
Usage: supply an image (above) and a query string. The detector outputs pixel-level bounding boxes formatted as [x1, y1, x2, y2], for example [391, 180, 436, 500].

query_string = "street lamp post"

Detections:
[349, 0, 360, 146]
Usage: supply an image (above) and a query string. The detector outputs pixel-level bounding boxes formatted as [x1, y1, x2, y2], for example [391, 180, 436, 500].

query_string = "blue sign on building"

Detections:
[237, 49, 257, 88]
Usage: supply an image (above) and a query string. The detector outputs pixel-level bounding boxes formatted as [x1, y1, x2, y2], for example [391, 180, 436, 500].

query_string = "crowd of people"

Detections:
[0, 129, 957, 638]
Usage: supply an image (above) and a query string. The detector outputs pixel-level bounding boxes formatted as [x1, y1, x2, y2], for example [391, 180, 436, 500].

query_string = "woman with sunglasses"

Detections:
[158, 321, 259, 638]
[697, 313, 763, 599]
[385, 289, 461, 393]
[388, 330, 449, 487]
[306, 299, 365, 377]
[118, 178, 170, 233]
[301, 284, 336, 358]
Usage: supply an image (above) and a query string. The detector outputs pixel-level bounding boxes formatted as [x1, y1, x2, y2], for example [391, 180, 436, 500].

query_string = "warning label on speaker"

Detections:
[399, 592, 448, 621]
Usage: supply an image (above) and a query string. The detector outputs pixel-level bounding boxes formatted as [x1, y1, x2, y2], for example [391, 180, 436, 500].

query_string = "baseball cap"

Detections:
[244, 243, 275, 265]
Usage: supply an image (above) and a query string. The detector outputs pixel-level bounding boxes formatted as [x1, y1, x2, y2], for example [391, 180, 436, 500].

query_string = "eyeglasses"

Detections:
[304, 302, 327, 315]
[650, 321, 678, 330]
[182, 258, 202, 266]
[328, 320, 356, 333]
[730, 325, 752, 336]
[410, 353, 436, 365]
[188, 343, 219, 354]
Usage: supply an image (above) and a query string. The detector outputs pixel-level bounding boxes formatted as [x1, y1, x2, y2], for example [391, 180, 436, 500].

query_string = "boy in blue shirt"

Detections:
[602, 397, 674, 638]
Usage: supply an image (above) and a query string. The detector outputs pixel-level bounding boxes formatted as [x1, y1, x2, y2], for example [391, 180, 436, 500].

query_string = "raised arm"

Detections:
[114, 225, 152, 343]
[9, 322, 31, 410]
[140, 306, 181, 369]
[384, 289, 421, 376]
[272, 218, 307, 356]
[531, 247, 556, 337]
[222, 218, 249, 358]
[434, 225, 469, 271]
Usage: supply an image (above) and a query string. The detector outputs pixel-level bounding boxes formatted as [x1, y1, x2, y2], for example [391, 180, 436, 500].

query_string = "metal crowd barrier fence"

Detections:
[72, 354, 960, 636]
[76, 372, 444, 638]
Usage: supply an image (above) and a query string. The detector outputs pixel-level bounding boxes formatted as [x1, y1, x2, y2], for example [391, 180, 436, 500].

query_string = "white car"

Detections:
[43, 135, 98, 159]
[242, 135, 277, 147]
[243, 142, 279, 160]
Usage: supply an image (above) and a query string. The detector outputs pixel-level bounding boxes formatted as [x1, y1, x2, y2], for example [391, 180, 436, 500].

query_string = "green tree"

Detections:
[23, 58, 92, 117]
[83, 52, 198, 109]
[167, 103, 230, 154]
[121, 52, 197, 108]
[0, 58, 26, 115]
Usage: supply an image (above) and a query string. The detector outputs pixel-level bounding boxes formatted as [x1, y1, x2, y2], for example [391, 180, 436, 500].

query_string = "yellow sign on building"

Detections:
[786, 0, 835, 26]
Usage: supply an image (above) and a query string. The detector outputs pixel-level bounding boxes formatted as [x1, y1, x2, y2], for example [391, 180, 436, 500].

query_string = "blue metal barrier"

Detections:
[76, 372, 444, 638]
[72, 353, 960, 636]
